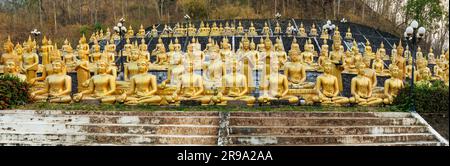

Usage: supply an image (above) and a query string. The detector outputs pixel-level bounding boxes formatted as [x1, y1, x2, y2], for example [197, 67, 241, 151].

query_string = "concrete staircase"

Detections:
[226, 112, 447, 146]
[0, 110, 447, 146]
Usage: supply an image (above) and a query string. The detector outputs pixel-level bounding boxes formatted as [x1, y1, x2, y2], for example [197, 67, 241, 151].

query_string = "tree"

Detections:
[405, 0, 443, 30]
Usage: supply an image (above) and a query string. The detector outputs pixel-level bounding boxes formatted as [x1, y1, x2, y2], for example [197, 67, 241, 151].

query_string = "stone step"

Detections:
[0, 132, 217, 145]
[0, 110, 219, 117]
[228, 133, 436, 145]
[0, 123, 218, 135]
[0, 140, 216, 146]
[229, 126, 429, 136]
[229, 117, 420, 126]
[230, 112, 412, 118]
[0, 115, 219, 125]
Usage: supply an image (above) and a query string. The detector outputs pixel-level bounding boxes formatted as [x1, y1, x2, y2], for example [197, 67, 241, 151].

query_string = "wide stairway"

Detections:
[0, 110, 447, 146]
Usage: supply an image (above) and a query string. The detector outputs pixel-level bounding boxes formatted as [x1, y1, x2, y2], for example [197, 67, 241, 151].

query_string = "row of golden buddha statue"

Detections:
[1, 27, 449, 106]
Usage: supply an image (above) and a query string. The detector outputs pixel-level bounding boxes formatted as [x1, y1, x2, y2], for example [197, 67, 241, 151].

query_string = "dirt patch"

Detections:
[420, 112, 449, 140]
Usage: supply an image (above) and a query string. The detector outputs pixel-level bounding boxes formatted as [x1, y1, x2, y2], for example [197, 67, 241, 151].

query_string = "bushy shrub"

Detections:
[393, 80, 449, 113]
[0, 75, 31, 109]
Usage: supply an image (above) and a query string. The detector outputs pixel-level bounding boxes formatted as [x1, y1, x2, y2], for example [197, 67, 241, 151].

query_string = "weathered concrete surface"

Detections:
[0, 110, 447, 146]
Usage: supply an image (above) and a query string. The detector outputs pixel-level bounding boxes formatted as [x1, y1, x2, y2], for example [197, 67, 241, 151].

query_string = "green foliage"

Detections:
[93, 22, 104, 32]
[177, 0, 209, 20]
[0, 75, 31, 109]
[393, 80, 449, 113]
[79, 25, 89, 36]
[405, 0, 444, 30]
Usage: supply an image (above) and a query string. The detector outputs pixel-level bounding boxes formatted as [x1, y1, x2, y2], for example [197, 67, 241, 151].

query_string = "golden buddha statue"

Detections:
[248, 22, 257, 37]
[3, 60, 26, 82]
[1, 36, 20, 67]
[61, 39, 71, 55]
[223, 22, 231, 36]
[62, 44, 78, 72]
[362, 56, 378, 90]
[77, 34, 90, 55]
[197, 21, 209, 36]
[428, 47, 436, 65]
[138, 38, 150, 62]
[89, 33, 96, 43]
[317, 40, 330, 71]
[162, 44, 185, 88]
[433, 60, 445, 80]
[284, 49, 315, 89]
[237, 21, 245, 35]
[261, 22, 270, 35]
[165, 61, 211, 105]
[345, 27, 352, 40]
[383, 65, 404, 104]
[117, 60, 162, 105]
[75, 50, 91, 92]
[393, 40, 407, 78]
[301, 39, 316, 67]
[29, 47, 62, 86]
[74, 60, 116, 104]
[105, 28, 111, 40]
[203, 44, 225, 90]
[286, 22, 294, 36]
[364, 40, 375, 59]
[230, 22, 236, 35]
[349, 62, 383, 106]
[298, 22, 307, 37]
[236, 35, 257, 88]
[126, 25, 134, 38]
[373, 47, 388, 76]
[290, 37, 301, 53]
[320, 29, 329, 39]
[416, 46, 425, 60]
[136, 24, 146, 38]
[274, 22, 282, 34]
[258, 35, 276, 76]
[203, 37, 214, 53]
[104, 39, 117, 65]
[90, 40, 102, 63]
[405, 57, 414, 78]
[218, 23, 225, 35]
[256, 36, 265, 52]
[151, 25, 158, 37]
[212, 60, 255, 106]
[160, 24, 170, 37]
[21, 39, 39, 82]
[14, 43, 24, 63]
[259, 61, 299, 104]
[343, 50, 356, 73]
[210, 22, 220, 36]
[124, 46, 142, 81]
[391, 43, 397, 61]
[188, 23, 197, 36]
[414, 58, 432, 83]
[274, 37, 287, 67]
[377, 42, 389, 61]
[154, 43, 169, 66]
[151, 37, 165, 60]
[219, 37, 234, 62]
[31, 60, 72, 103]
[313, 60, 349, 105]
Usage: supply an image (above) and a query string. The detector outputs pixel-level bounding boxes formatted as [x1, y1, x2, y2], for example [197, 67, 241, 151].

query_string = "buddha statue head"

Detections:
[222, 37, 230, 49]
[290, 49, 300, 62]
[15, 43, 23, 55]
[250, 39, 256, 51]
[323, 60, 334, 74]
[4, 60, 18, 74]
[242, 34, 250, 50]
[397, 40, 404, 56]
[264, 35, 272, 50]
[321, 39, 329, 52]
[42, 36, 48, 46]
[51, 60, 66, 74]
[3, 36, 14, 52]
[390, 65, 401, 79]
[168, 40, 174, 52]
[365, 40, 372, 53]
[137, 60, 149, 73]
[96, 60, 108, 74]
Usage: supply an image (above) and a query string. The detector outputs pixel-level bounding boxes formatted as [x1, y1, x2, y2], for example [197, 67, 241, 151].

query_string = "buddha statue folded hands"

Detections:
[349, 63, 383, 106]
[258, 62, 299, 105]
[312, 61, 349, 105]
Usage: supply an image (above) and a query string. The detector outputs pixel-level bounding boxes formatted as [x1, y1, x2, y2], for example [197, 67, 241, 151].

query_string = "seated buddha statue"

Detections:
[210, 22, 220, 36]
[298, 22, 307, 37]
[105, 28, 111, 40]
[301, 39, 316, 67]
[203, 37, 214, 53]
[248, 22, 257, 37]
[162, 48, 185, 88]
[136, 24, 146, 38]
[362, 56, 379, 90]
[312, 60, 349, 105]
[259, 61, 299, 104]
[274, 37, 287, 67]
[320, 29, 329, 40]
[75, 50, 91, 92]
[286, 22, 294, 36]
[345, 27, 352, 40]
[160, 24, 170, 37]
[29, 47, 62, 86]
[261, 22, 270, 35]
[258, 35, 276, 76]
[290, 37, 301, 53]
[197, 21, 209, 36]
[154, 44, 169, 66]
[363, 40, 375, 60]
[188, 23, 197, 36]
[62, 44, 78, 72]
[317, 49, 329, 71]
[61, 39, 71, 55]
[343, 50, 357, 73]
[220, 37, 234, 62]
[433, 60, 445, 80]
[284, 49, 315, 89]
[90, 40, 102, 63]
[349, 62, 383, 106]
[428, 48, 436, 65]
[416, 47, 425, 60]
[126, 25, 134, 38]
[104, 39, 117, 65]
[405, 57, 414, 78]
[203, 45, 225, 90]
[211, 60, 255, 106]
[151, 37, 165, 60]
[236, 21, 245, 35]
[1, 36, 20, 68]
[274, 22, 282, 34]
[164, 62, 211, 105]
[218, 23, 225, 35]
[3, 60, 26, 82]
[74, 60, 117, 104]
[414, 58, 432, 83]
[21, 39, 39, 83]
[138, 38, 150, 62]
[30, 60, 72, 103]
[378, 42, 390, 60]
[393, 40, 407, 79]
[372, 49, 388, 76]
[117, 60, 162, 105]
[383, 65, 404, 105]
